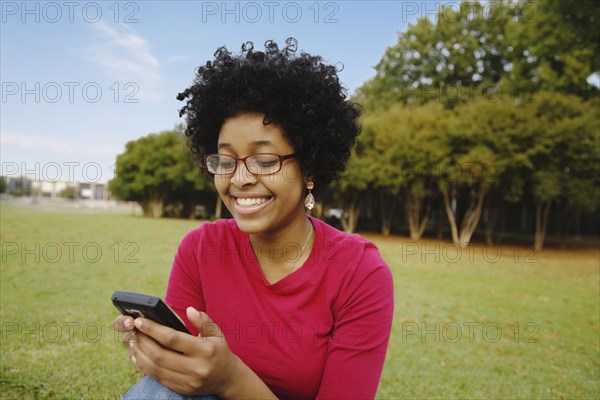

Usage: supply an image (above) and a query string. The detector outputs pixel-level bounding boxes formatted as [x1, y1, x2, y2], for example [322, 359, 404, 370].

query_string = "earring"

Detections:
[305, 182, 315, 210]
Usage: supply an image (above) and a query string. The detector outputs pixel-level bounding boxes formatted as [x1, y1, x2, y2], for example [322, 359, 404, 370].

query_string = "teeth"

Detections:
[236, 197, 270, 207]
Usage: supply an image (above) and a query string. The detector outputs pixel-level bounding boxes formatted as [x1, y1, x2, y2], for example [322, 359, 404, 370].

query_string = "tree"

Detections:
[436, 106, 496, 247]
[109, 130, 212, 218]
[524, 92, 600, 251]
[435, 94, 545, 247]
[560, 97, 600, 219]
[361, 102, 448, 238]
[360, 110, 402, 236]
[334, 126, 377, 233]
[355, 1, 512, 110]
[166, 156, 217, 219]
[504, 0, 600, 98]
[359, 0, 599, 110]
[59, 186, 76, 199]
[477, 101, 533, 245]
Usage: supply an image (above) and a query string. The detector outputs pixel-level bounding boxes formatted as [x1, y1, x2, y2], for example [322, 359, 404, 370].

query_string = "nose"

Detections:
[230, 159, 257, 187]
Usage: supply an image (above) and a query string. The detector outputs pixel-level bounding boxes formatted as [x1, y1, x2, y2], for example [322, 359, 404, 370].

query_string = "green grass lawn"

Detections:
[1, 201, 598, 399]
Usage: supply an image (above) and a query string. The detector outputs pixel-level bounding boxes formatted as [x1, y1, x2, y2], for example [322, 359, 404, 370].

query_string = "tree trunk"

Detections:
[183, 195, 195, 219]
[484, 192, 501, 245]
[405, 191, 430, 240]
[558, 202, 572, 249]
[140, 188, 164, 217]
[441, 184, 488, 247]
[534, 199, 552, 252]
[187, 199, 196, 219]
[457, 184, 489, 246]
[140, 199, 163, 217]
[341, 193, 361, 233]
[379, 189, 397, 236]
[441, 188, 460, 245]
[435, 209, 444, 239]
[341, 203, 360, 233]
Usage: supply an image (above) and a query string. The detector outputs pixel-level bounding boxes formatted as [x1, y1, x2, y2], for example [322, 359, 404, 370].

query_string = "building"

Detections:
[1, 176, 110, 200]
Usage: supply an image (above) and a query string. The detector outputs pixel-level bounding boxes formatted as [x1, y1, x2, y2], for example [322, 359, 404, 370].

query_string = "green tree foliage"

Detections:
[350, 0, 599, 248]
[356, 0, 512, 110]
[356, 0, 599, 110]
[504, 0, 600, 98]
[438, 96, 539, 246]
[360, 102, 448, 237]
[522, 92, 600, 250]
[357, 111, 399, 236]
[59, 186, 76, 199]
[333, 126, 377, 232]
[109, 130, 212, 218]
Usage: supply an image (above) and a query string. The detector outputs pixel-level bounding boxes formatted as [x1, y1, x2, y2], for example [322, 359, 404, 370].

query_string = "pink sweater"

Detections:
[166, 216, 394, 399]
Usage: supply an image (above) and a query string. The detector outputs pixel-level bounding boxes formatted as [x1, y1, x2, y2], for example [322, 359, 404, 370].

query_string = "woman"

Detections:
[114, 38, 394, 399]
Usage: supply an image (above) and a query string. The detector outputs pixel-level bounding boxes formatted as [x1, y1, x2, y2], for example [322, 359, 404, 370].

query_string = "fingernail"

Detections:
[134, 319, 142, 329]
[129, 340, 134, 349]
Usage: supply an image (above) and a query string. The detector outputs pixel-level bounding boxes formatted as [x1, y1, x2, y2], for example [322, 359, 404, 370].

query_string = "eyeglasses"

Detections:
[203, 153, 297, 175]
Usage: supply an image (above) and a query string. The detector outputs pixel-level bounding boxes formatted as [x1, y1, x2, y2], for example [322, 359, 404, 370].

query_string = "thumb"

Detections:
[186, 306, 223, 338]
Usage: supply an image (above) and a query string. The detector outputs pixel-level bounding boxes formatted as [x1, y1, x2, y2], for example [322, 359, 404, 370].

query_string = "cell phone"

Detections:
[111, 291, 190, 334]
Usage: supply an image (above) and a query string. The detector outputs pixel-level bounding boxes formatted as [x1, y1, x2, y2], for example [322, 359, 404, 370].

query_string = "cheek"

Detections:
[267, 170, 304, 199]
[280, 163, 303, 186]
[214, 175, 229, 197]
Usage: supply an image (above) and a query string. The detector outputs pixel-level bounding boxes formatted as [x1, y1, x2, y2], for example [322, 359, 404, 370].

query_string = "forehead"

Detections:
[218, 113, 293, 153]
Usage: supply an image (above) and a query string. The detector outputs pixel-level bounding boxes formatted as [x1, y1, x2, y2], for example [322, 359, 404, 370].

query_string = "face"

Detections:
[214, 112, 306, 236]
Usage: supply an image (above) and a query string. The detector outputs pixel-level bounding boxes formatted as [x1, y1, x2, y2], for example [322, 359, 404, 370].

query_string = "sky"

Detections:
[1, 0, 448, 183]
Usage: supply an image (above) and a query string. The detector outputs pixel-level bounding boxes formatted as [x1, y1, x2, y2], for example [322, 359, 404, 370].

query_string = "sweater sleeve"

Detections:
[165, 226, 206, 336]
[316, 246, 395, 399]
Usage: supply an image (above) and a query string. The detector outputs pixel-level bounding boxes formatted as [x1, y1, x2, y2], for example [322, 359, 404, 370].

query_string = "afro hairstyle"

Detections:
[177, 38, 361, 192]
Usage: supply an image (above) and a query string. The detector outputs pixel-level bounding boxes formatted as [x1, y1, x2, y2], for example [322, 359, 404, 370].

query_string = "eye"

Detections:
[256, 160, 278, 167]
[250, 156, 280, 173]
[219, 160, 235, 169]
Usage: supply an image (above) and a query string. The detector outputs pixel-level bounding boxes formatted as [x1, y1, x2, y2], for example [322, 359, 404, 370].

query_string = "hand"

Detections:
[113, 314, 137, 349]
[126, 307, 240, 397]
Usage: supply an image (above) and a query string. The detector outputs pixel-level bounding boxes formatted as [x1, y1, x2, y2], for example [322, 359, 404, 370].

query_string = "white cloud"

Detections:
[84, 22, 162, 102]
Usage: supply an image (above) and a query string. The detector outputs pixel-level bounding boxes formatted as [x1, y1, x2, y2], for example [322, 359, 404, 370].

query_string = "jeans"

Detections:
[123, 376, 219, 400]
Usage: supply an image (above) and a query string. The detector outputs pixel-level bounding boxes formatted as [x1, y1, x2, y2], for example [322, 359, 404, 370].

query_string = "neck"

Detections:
[249, 215, 313, 273]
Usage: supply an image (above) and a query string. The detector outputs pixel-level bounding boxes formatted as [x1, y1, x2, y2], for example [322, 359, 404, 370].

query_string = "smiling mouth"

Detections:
[234, 196, 273, 207]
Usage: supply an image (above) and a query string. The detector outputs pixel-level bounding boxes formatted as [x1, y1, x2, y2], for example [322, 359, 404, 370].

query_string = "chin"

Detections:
[232, 215, 269, 234]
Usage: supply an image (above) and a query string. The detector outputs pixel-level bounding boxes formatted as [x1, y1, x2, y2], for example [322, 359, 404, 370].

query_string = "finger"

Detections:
[186, 307, 223, 339]
[133, 317, 195, 354]
[113, 315, 135, 332]
[122, 330, 138, 347]
[130, 346, 201, 396]
[130, 330, 192, 376]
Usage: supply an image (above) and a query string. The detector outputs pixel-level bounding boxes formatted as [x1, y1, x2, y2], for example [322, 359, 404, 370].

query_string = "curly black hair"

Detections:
[177, 38, 361, 192]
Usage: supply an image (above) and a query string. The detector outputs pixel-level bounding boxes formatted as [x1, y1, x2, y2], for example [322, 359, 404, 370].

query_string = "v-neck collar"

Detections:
[241, 215, 320, 291]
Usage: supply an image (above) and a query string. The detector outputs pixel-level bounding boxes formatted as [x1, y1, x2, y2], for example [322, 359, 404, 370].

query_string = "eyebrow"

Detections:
[217, 140, 274, 150]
